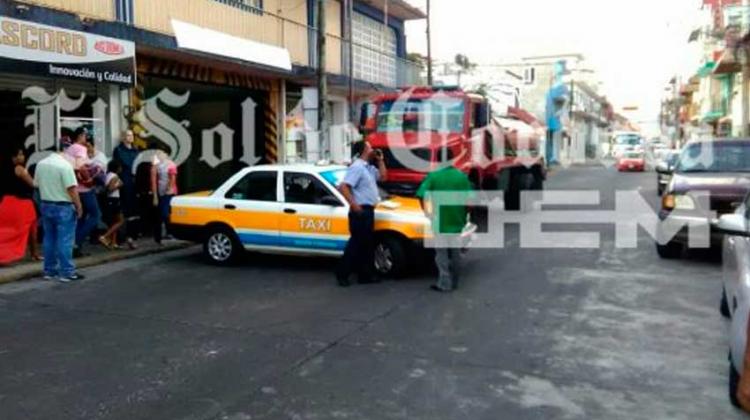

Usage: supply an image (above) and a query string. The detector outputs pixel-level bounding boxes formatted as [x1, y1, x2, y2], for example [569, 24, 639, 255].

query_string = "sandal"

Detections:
[98, 236, 112, 249]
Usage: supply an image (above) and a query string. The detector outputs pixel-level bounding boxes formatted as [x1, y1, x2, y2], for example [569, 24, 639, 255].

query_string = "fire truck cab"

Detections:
[360, 86, 545, 208]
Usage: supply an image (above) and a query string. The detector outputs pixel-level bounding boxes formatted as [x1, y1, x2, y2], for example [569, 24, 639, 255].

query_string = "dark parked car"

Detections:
[656, 139, 750, 258]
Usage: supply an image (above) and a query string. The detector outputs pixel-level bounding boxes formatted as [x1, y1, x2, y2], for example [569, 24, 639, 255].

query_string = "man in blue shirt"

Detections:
[336, 141, 387, 287]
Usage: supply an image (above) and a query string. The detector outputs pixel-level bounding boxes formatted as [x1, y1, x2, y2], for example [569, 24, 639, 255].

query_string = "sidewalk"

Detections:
[0, 239, 194, 284]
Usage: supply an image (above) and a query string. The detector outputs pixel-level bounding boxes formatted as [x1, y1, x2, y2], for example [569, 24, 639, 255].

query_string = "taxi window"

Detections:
[284, 172, 340, 205]
[226, 171, 277, 201]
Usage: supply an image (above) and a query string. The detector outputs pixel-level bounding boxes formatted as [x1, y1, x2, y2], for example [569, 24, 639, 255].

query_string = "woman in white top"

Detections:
[99, 160, 126, 249]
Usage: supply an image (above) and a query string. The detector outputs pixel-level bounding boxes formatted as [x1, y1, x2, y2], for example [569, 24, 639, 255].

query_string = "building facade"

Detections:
[3, 0, 425, 191]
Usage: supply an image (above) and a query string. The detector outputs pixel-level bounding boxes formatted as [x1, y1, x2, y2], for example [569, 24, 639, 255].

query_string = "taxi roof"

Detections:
[241, 163, 348, 174]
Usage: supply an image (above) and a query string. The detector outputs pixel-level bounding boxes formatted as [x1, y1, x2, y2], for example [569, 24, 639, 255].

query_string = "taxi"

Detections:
[169, 164, 432, 277]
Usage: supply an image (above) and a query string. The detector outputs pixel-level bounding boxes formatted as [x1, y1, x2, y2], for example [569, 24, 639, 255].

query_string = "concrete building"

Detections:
[2, 0, 425, 191]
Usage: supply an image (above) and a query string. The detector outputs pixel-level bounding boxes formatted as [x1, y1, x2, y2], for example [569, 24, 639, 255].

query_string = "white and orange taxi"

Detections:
[169, 164, 432, 276]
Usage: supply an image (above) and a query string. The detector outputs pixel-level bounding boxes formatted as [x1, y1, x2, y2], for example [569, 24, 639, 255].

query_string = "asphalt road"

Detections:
[0, 165, 744, 420]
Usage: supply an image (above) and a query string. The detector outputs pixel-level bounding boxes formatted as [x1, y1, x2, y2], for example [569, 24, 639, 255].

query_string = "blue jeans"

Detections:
[75, 190, 101, 247]
[41, 202, 77, 277]
[153, 195, 173, 243]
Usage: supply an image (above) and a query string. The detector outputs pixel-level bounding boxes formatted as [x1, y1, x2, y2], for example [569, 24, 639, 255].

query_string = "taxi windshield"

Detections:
[320, 169, 346, 187]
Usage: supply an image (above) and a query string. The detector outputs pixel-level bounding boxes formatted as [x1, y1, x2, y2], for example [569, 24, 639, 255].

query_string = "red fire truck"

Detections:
[360, 86, 546, 209]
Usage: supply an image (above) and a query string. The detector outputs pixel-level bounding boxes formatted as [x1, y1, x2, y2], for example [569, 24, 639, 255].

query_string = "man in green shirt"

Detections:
[416, 165, 474, 292]
[34, 151, 84, 282]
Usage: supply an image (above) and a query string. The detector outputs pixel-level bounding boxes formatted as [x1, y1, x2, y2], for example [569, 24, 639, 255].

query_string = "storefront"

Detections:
[132, 53, 283, 192]
[0, 16, 135, 166]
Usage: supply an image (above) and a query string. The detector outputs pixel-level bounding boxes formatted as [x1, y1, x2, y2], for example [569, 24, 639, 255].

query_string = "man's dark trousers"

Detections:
[337, 206, 375, 284]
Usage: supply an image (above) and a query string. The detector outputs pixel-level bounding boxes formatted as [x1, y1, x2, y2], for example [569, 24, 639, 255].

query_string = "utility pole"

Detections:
[742, 0, 750, 137]
[317, 0, 328, 159]
[426, 0, 433, 85]
[346, 0, 355, 123]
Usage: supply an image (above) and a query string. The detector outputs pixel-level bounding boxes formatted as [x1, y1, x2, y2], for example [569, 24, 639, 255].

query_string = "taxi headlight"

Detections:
[663, 194, 695, 210]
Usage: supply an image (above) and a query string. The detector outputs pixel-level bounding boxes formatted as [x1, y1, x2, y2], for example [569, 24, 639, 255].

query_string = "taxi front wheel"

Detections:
[203, 226, 242, 264]
[374, 236, 407, 278]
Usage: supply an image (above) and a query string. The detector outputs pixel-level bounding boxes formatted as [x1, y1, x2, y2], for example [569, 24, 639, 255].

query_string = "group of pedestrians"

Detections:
[0, 128, 179, 282]
[336, 140, 473, 292]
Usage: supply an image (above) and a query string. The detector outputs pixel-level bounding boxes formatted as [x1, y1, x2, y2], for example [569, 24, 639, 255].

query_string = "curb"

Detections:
[0, 241, 195, 285]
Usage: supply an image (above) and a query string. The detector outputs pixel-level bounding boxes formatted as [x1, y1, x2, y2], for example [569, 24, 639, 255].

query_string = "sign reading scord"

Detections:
[0, 17, 135, 86]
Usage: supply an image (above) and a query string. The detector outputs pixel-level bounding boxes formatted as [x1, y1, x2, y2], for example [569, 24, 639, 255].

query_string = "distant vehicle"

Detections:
[717, 196, 750, 408]
[611, 132, 643, 158]
[655, 149, 681, 195]
[655, 139, 750, 258]
[360, 86, 545, 209]
[169, 164, 436, 277]
[616, 150, 645, 172]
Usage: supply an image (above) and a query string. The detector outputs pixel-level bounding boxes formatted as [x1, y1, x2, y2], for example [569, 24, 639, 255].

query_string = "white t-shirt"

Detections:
[105, 172, 120, 198]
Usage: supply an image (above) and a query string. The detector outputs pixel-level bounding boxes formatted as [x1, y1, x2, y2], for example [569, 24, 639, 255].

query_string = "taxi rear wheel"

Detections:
[203, 226, 242, 264]
[374, 236, 407, 278]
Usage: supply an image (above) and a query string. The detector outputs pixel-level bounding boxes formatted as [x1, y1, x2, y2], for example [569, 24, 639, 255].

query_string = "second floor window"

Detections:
[114, 0, 134, 24]
[214, 0, 263, 14]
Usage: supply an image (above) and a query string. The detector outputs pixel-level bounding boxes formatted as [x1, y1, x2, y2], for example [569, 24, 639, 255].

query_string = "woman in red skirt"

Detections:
[0, 146, 40, 265]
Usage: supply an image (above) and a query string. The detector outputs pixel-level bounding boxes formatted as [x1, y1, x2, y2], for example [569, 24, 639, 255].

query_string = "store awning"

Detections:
[697, 61, 717, 78]
[702, 111, 724, 122]
[713, 50, 742, 75]
[171, 19, 292, 71]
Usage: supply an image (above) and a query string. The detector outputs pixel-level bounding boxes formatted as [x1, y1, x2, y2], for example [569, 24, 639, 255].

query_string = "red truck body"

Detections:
[361, 86, 545, 205]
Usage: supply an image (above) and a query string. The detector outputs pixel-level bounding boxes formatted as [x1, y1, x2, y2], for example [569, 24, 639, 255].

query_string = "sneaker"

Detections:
[43, 274, 57, 281]
[60, 273, 85, 282]
[57, 277, 71, 283]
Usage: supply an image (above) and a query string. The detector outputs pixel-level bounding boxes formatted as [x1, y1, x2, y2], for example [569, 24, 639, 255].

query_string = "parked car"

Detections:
[168, 164, 436, 277]
[656, 139, 750, 258]
[718, 198, 750, 408]
[616, 150, 646, 172]
[655, 149, 681, 195]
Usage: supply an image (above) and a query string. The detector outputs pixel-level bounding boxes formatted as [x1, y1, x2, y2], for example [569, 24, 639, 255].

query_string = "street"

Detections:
[0, 165, 741, 420]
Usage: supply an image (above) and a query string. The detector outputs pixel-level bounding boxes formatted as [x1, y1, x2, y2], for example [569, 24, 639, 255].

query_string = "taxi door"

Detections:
[221, 169, 282, 249]
[279, 171, 349, 254]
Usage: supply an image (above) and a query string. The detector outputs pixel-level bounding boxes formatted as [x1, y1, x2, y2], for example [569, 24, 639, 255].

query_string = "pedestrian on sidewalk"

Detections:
[99, 160, 125, 249]
[0, 145, 41, 265]
[416, 164, 474, 292]
[66, 128, 102, 258]
[112, 129, 140, 249]
[150, 144, 178, 245]
[335, 141, 386, 287]
[33, 147, 84, 282]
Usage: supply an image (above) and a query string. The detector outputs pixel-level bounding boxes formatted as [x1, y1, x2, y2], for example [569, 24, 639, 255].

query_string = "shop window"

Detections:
[226, 171, 277, 201]
[214, 0, 263, 14]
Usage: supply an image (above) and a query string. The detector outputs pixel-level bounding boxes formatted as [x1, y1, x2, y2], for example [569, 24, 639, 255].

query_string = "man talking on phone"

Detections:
[336, 141, 387, 287]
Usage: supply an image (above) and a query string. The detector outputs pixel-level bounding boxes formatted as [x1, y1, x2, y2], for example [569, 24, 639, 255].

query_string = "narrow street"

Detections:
[0, 165, 739, 420]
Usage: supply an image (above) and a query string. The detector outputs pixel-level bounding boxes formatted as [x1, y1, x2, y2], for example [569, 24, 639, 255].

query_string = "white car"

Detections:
[719, 194, 750, 407]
